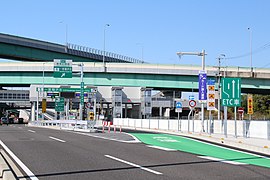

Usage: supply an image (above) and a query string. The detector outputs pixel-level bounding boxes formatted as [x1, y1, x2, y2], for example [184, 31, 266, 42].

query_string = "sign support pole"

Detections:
[201, 50, 205, 132]
[177, 112, 180, 131]
[36, 90, 39, 121]
[234, 106, 237, 137]
[224, 106, 227, 138]
[188, 109, 192, 133]
[79, 63, 84, 120]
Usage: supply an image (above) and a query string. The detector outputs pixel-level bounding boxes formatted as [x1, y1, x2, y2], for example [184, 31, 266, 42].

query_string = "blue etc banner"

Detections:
[199, 71, 207, 101]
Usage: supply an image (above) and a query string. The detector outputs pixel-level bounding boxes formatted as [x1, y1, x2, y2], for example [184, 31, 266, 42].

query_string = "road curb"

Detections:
[0, 150, 16, 180]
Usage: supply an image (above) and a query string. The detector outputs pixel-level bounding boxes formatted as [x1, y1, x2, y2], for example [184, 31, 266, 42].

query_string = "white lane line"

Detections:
[49, 136, 66, 143]
[198, 156, 247, 165]
[18, 127, 23, 129]
[73, 131, 140, 143]
[28, 130, 36, 133]
[105, 155, 162, 175]
[0, 140, 39, 180]
[147, 145, 177, 151]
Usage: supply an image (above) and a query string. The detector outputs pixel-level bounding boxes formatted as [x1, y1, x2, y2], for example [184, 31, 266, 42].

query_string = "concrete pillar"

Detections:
[125, 104, 128, 118]
[31, 102, 35, 121]
[159, 106, 162, 118]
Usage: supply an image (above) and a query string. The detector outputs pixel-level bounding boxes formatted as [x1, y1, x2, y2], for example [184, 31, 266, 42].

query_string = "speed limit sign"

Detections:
[189, 100, 196, 108]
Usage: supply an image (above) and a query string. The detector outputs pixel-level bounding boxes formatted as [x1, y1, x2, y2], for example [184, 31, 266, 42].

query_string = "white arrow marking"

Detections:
[222, 80, 230, 98]
[61, 73, 65, 77]
[238, 79, 240, 98]
[232, 80, 235, 98]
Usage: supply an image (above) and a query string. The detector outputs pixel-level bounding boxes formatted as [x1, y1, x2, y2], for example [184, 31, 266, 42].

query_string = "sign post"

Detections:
[221, 78, 241, 107]
[175, 101, 182, 131]
[55, 97, 65, 112]
[207, 80, 215, 134]
[199, 70, 207, 132]
[221, 77, 241, 137]
[247, 94, 253, 120]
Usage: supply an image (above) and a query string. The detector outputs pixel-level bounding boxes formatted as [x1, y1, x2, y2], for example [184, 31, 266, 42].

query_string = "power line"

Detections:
[225, 42, 270, 60]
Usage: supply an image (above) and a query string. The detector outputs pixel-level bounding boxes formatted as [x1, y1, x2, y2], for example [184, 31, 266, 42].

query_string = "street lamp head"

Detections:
[220, 54, 226, 58]
[106, 24, 110, 27]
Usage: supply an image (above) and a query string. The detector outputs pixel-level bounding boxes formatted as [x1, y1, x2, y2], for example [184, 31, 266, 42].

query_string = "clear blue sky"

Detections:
[1, 0, 270, 68]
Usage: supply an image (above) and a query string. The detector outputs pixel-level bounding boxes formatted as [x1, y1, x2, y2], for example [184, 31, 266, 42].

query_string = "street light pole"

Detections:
[176, 50, 207, 132]
[136, 43, 144, 63]
[42, 62, 45, 121]
[59, 21, 68, 52]
[103, 24, 110, 71]
[217, 54, 225, 121]
[248, 27, 252, 72]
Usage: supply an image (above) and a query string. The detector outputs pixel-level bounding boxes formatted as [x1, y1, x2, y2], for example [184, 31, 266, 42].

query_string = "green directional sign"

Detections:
[221, 78, 241, 107]
[53, 59, 72, 78]
[55, 97, 65, 112]
[36, 87, 92, 93]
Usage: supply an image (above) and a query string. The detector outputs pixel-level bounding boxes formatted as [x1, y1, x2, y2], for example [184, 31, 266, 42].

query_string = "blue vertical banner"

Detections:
[199, 70, 207, 101]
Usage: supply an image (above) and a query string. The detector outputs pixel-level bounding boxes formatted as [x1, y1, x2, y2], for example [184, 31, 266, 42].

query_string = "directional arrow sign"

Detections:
[53, 59, 72, 78]
[221, 78, 241, 107]
[176, 101, 182, 108]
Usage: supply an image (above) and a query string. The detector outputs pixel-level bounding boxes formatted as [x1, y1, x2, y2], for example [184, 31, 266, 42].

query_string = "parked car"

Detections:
[18, 118, 24, 124]
[1, 117, 8, 124]
[8, 118, 14, 124]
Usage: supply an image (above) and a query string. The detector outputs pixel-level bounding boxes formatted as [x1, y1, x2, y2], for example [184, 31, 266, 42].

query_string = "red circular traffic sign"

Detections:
[238, 107, 244, 114]
[189, 100, 196, 108]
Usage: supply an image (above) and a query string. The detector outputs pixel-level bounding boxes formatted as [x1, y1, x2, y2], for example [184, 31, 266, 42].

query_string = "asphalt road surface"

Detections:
[0, 124, 270, 180]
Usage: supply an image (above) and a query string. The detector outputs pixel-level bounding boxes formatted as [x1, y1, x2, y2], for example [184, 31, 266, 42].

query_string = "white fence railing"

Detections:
[113, 118, 270, 140]
[29, 120, 103, 131]
[29, 118, 270, 140]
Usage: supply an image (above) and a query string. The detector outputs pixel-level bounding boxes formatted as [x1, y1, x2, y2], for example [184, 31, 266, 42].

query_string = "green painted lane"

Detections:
[131, 133, 270, 169]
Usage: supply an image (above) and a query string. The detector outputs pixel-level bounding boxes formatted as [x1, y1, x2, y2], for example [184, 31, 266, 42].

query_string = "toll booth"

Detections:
[140, 88, 152, 118]
[111, 87, 123, 118]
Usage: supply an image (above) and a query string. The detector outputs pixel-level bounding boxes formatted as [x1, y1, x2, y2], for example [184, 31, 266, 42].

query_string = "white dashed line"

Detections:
[49, 136, 66, 143]
[198, 156, 247, 165]
[28, 130, 36, 133]
[105, 155, 163, 175]
[147, 145, 177, 151]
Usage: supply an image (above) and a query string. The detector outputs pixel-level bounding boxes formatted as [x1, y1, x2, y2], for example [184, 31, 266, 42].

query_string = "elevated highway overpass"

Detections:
[0, 33, 144, 63]
[0, 32, 269, 94]
[0, 62, 270, 94]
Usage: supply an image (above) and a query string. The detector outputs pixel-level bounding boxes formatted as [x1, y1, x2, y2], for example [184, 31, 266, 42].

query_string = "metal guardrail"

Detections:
[67, 43, 146, 64]
[29, 120, 102, 132]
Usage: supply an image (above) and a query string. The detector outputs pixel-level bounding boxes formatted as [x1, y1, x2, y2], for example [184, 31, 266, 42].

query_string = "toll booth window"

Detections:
[145, 91, 151, 97]
[145, 102, 151, 107]
[22, 94, 26, 99]
[4, 94, 7, 99]
[8, 94, 12, 99]
[115, 90, 122, 96]
[115, 102, 121, 107]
